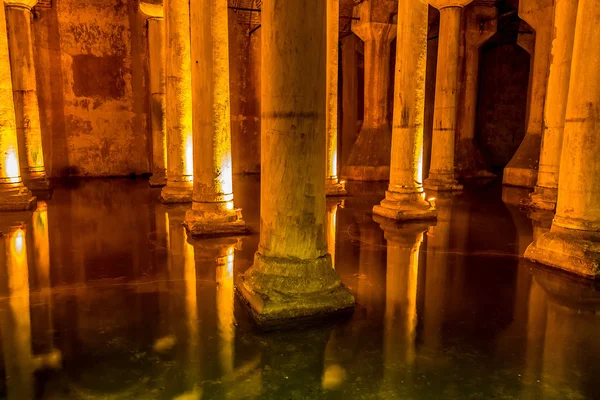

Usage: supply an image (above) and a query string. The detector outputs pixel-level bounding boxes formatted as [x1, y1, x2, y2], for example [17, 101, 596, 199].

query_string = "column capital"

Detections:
[139, 1, 164, 19]
[3, 0, 37, 10]
[428, 0, 473, 10]
[351, 0, 397, 42]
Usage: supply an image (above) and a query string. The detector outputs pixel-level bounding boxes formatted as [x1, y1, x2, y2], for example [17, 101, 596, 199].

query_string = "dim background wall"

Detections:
[32, 0, 150, 177]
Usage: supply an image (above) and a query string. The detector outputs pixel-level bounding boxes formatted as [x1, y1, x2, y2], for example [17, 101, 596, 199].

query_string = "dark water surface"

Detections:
[0, 176, 598, 400]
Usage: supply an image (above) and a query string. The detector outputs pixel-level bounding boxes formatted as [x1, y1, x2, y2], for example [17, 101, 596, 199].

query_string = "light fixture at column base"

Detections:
[373, 193, 437, 221]
[160, 183, 193, 203]
[183, 205, 248, 237]
[0, 187, 37, 211]
[149, 174, 167, 187]
[525, 227, 600, 279]
[237, 252, 355, 326]
[325, 180, 347, 196]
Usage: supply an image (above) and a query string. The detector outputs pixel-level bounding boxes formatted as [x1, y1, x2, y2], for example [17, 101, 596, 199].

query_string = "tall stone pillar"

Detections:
[5, 0, 50, 192]
[423, 0, 473, 192]
[160, 0, 193, 203]
[326, 0, 346, 195]
[0, 3, 35, 211]
[455, 4, 497, 180]
[140, 3, 167, 187]
[526, 0, 579, 210]
[184, 0, 247, 236]
[373, 0, 436, 221]
[238, 0, 354, 323]
[524, 0, 600, 278]
[341, 34, 359, 170]
[344, 0, 397, 181]
[502, 0, 553, 188]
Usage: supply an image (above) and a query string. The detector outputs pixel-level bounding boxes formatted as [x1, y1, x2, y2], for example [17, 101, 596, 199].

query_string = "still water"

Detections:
[0, 176, 598, 399]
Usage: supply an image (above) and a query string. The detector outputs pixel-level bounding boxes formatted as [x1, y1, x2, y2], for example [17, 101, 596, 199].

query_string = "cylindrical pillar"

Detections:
[325, 0, 346, 195]
[525, 0, 600, 278]
[239, 0, 354, 323]
[454, 4, 497, 180]
[183, 0, 247, 236]
[344, 0, 397, 181]
[373, 0, 436, 221]
[527, 0, 579, 210]
[160, 0, 193, 203]
[424, 0, 473, 192]
[5, 0, 50, 192]
[502, 0, 553, 189]
[0, 3, 35, 211]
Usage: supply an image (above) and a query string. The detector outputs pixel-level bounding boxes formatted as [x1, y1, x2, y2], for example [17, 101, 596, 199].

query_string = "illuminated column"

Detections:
[0, 2, 35, 211]
[184, 0, 247, 236]
[524, 0, 600, 278]
[325, 0, 346, 196]
[5, 0, 50, 191]
[345, 0, 397, 181]
[373, 0, 436, 221]
[160, 0, 193, 203]
[239, 0, 355, 323]
[503, 0, 553, 188]
[140, 3, 167, 187]
[527, 0, 578, 210]
[454, 4, 497, 180]
[423, 0, 472, 192]
[326, 198, 342, 269]
[215, 242, 236, 375]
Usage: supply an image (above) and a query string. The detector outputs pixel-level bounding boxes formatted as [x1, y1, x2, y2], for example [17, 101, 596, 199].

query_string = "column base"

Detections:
[325, 179, 347, 196]
[183, 204, 248, 237]
[160, 183, 193, 203]
[521, 185, 557, 211]
[149, 174, 167, 187]
[0, 186, 37, 211]
[423, 174, 463, 192]
[373, 191, 437, 221]
[26, 176, 52, 191]
[502, 133, 541, 188]
[525, 226, 600, 279]
[237, 252, 355, 325]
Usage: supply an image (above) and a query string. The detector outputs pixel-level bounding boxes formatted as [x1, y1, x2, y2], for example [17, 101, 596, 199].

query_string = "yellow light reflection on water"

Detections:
[218, 244, 235, 374]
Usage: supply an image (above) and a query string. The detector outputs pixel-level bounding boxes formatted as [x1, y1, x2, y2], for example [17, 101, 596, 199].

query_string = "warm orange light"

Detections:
[5, 149, 20, 182]
[13, 229, 24, 256]
[185, 133, 194, 180]
[217, 244, 235, 374]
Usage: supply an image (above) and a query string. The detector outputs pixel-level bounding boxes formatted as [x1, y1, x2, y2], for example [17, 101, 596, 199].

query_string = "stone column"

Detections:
[5, 0, 50, 192]
[454, 4, 497, 180]
[423, 0, 472, 192]
[160, 0, 193, 203]
[373, 0, 436, 221]
[139, 3, 167, 187]
[526, 0, 579, 210]
[238, 0, 354, 323]
[0, 2, 35, 211]
[344, 0, 397, 181]
[502, 0, 553, 188]
[183, 0, 247, 236]
[524, 0, 600, 278]
[341, 34, 358, 170]
[325, 0, 346, 195]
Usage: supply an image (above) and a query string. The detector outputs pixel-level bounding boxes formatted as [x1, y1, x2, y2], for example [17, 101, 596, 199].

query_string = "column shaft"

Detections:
[525, 0, 600, 278]
[160, 0, 193, 203]
[147, 18, 167, 187]
[325, 0, 346, 195]
[6, 4, 50, 191]
[183, 0, 246, 236]
[239, 0, 354, 323]
[424, 6, 465, 191]
[0, 3, 35, 211]
[528, 0, 578, 210]
[373, 0, 436, 221]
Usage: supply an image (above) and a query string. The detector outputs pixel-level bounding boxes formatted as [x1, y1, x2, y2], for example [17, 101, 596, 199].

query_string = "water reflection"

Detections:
[0, 179, 597, 399]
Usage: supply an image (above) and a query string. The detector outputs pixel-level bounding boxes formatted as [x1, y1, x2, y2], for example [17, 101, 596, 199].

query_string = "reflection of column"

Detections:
[424, 0, 473, 192]
[454, 4, 497, 180]
[325, 0, 346, 196]
[5, 0, 50, 191]
[0, 1, 35, 211]
[160, 0, 193, 203]
[373, 0, 437, 221]
[139, 3, 167, 187]
[527, 0, 578, 210]
[524, 0, 600, 278]
[520, 277, 546, 400]
[216, 245, 235, 375]
[345, 0, 397, 181]
[184, 0, 247, 236]
[503, 0, 553, 188]
[326, 198, 342, 269]
[239, 0, 354, 323]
